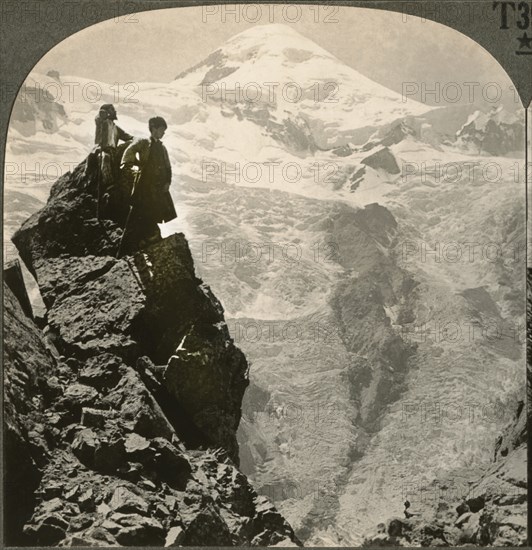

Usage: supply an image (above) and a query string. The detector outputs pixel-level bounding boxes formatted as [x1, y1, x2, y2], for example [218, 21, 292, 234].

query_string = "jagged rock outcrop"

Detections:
[6, 158, 301, 546]
[360, 147, 400, 175]
[360, 121, 416, 153]
[326, 203, 416, 432]
[455, 106, 524, 156]
[11, 73, 68, 137]
[363, 270, 530, 547]
[12, 160, 249, 460]
[4, 285, 54, 544]
[4, 259, 34, 320]
[363, 399, 527, 547]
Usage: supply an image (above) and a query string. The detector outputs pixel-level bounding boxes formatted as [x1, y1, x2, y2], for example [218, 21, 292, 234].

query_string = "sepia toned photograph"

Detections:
[2, 2, 530, 547]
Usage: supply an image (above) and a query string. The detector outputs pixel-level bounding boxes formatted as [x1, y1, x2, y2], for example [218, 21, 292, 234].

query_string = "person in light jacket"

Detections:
[90, 104, 133, 185]
[94, 104, 133, 150]
[85, 104, 133, 219]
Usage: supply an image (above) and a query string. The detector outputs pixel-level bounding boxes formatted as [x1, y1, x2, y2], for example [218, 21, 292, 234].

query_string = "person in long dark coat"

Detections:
[117, 116, 177, 257]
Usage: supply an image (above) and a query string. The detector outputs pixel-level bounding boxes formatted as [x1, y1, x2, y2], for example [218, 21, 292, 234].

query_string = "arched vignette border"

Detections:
[0, 1, 530, 547]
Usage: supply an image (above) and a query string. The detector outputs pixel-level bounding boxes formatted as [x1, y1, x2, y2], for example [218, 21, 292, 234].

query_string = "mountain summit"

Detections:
[175, 24, 430, 149]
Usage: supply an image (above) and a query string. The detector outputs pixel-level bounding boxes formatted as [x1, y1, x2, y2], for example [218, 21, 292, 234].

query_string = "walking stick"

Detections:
[95, 150, 102, 220]
[116, 167, 141, 258]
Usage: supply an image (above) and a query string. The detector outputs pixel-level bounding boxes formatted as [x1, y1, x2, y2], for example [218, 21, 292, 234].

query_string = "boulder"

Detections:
[124, 433, 150, 454]
[23, 517, 66, 545]
[63, 384, 98, 407]
[93, 438, 126, 474]
[149, 437, 192, 489]
[165, 525, 185, 547]
[180, 505, 233, 546]
[81, 408, 111, 429]
[77, 488, 96, 513]
[113, 515, 165, 546]
[71, 429, 99, 466]
[79, 354, 122, 390]
[108, 486, 149, 515]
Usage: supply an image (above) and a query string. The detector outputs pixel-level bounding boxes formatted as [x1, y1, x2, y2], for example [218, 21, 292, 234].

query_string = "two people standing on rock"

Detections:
[87, 104, 177, 257]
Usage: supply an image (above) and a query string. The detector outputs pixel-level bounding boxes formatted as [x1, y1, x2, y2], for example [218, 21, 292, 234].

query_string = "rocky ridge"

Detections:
[5, 157, 301, 547]
[362, 398, 528, 547]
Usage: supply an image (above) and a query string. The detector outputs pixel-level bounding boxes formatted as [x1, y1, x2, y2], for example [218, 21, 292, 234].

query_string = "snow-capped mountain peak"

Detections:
[175, 24, 431, 150]
[219, 23, 339, 62]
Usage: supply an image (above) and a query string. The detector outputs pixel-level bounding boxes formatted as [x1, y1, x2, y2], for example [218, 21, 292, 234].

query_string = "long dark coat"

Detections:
[121, 137, 177, 223]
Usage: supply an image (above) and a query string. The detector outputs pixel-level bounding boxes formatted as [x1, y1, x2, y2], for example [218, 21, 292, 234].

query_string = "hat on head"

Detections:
[99, 104, 117, 120]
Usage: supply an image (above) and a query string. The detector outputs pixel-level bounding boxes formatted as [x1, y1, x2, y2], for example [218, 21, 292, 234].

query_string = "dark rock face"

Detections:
[12, 162, 121, 269]
[4, 286, 53, 545]
[363, 400, 527, 547]
[364, 271, 529, 548]
[175, 48, 238, 84]
[455, 107, 525, 156]
[13, 161, 248, 460]
[359, 121, 416, 153]
[11, 80, 68, 137]
[325, 203, 416, 432]
[6, 158, 300, 546]
[360, 147, 400, 175]
[4, 259, 34, 319]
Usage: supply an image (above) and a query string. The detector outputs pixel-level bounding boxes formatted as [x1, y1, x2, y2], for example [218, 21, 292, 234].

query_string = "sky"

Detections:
[32, 5, 520, 108]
